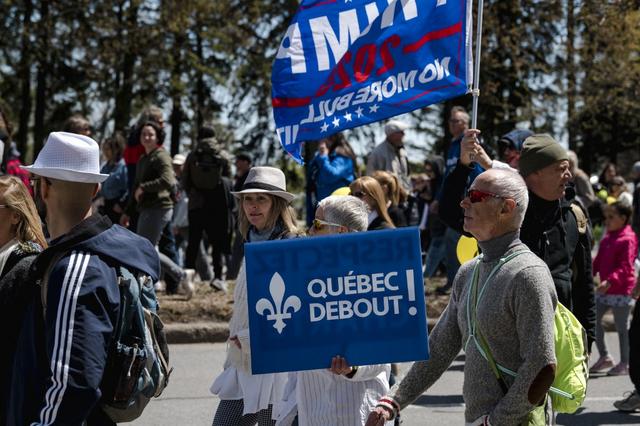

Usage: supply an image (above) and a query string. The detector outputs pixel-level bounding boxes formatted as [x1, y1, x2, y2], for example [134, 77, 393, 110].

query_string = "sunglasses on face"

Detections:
[466, 189, 503, 203]
[311, 218, 343, 231]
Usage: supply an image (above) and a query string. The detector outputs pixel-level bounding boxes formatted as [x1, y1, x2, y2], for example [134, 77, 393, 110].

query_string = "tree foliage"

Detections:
[0, 0, 637, 171]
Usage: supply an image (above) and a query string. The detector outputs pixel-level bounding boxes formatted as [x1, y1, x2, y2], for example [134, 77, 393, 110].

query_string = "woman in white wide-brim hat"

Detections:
[211, 166, 299, 426]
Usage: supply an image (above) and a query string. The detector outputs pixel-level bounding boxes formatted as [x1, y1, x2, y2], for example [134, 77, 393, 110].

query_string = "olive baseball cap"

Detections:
[519, 134, 568, 177]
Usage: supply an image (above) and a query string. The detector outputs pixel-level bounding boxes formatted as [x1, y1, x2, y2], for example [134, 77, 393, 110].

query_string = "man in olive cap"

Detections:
[438, 132, 596, 351]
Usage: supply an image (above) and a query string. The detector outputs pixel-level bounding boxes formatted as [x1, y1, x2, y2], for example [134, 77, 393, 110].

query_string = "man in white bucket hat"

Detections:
[8, 132, 160, 425]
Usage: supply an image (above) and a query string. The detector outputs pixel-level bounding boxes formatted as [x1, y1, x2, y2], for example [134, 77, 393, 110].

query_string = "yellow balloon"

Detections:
[331, 186, 352, 196]
[457, 235, 479, 264]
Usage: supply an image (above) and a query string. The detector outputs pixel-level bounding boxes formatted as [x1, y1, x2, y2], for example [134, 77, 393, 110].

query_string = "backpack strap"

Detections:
[465, 250, 530, 394]
[569, 203, 588, 235]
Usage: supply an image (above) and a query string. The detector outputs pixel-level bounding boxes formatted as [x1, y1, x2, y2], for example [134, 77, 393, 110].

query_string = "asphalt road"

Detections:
[132, 332, 640, 425]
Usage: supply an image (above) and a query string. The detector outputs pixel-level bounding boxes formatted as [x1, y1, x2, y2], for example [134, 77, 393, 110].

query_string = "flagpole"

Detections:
[471, 0, 484, 129]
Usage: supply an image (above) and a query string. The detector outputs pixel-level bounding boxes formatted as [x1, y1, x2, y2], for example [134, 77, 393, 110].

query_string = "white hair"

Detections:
[487, 168, 529, 229]
[317, 195, 369, 232]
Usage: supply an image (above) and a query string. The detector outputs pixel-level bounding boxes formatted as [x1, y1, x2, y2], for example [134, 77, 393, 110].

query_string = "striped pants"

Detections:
[212, 400, 275, 426]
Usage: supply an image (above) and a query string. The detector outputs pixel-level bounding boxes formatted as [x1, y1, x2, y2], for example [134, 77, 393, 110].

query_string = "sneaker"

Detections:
[614, 390, 640, 412]
[589, 355, 614, 373]
[180, 269, 196, 300]
[607, 362, 629, 376]
[210, 278, 228, 293]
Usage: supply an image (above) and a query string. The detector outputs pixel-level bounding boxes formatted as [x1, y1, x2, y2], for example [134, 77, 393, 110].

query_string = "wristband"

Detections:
[377, 397, 400, 420]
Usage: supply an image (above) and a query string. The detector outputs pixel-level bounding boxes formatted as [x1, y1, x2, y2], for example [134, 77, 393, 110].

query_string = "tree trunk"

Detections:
[32, 0, 50, 158]
[16, 0, 33, 160]
[566, 0, 577, 151]
[195, 28, 205, 133]
[113, 1, 137, 132]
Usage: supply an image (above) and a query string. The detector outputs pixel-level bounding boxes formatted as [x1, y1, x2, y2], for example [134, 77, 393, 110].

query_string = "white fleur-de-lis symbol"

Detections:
[255, 272, 301, 334]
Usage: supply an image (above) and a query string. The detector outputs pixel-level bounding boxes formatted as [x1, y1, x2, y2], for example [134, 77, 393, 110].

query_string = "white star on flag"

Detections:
[355, 107, 363, 118]
[369, 104, 379, 113]
[320, 122, 329, 132]
[332, 116, 340, 128]
[344, 113, 352, 122]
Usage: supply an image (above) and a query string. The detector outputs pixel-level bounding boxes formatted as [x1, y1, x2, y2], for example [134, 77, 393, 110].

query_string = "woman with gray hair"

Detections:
[367, 168, 558, 426]
[309, 195, 369, 234]
[276, 194, 391, 426]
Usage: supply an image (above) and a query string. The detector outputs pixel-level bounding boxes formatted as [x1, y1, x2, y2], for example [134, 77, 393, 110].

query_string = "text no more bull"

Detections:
[307, 269, 420, 322]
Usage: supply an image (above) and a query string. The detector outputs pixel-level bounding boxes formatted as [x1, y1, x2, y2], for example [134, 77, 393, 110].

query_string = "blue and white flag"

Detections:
[245, 228, 428, 374]
[272, 0, 473, 162]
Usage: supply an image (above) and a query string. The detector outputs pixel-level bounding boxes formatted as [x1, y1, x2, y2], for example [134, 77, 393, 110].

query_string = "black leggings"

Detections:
[212, 400, 275, 426]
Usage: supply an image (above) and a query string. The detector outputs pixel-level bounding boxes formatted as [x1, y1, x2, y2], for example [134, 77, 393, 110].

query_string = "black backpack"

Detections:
[190, 139, 224, 190]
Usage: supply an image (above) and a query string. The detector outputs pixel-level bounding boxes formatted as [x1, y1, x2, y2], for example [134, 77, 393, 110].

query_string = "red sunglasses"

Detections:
[466, 189, 503, 203]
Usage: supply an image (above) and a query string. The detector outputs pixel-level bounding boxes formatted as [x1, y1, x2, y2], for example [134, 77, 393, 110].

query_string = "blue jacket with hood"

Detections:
[7, 215, 159, 426]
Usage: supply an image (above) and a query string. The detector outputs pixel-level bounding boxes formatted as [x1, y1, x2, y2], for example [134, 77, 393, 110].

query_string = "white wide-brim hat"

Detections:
[21, 131, 109, 183]
[231, 166, 294, 203]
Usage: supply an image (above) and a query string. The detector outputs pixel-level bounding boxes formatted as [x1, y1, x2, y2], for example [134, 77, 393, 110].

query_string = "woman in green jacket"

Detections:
[121, 121, 194, 297]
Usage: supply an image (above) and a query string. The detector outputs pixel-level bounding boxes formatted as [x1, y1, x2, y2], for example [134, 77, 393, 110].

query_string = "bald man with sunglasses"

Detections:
[367, 168, 557, 425]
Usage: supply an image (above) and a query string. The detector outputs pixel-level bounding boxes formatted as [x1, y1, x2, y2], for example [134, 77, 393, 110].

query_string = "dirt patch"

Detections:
[158, 281, 235, 323]
[158, 276, 451, 324]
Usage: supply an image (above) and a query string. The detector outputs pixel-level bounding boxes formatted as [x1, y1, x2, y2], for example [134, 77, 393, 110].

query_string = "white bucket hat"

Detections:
[21, 131, 109, 183]
[231, 166, 294, 202]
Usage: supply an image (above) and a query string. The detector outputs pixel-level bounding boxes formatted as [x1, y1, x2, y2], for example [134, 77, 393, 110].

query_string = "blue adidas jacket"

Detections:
[7, 215, 159, 426]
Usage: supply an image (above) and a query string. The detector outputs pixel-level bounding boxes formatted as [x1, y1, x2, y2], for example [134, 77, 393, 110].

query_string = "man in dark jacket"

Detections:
[439, 131, 596, 350]
[182, 132, 235, 292]
[9, 132, 160, 425]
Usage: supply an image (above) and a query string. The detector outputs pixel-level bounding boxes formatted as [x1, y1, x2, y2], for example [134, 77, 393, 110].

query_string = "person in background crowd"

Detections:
[309, 132, 357, 202]
[124, 106, 164, 189]
[366, 168, 557, 426]
[372, 170, 408, 227]
[613, 273, 640, 412]
[496, 129, 533, 169]
[98, 132, 128, 225]
[590, 202, 639, 376]
[9, 132, 159, 425]
[62, 114, 92, 137]
[599, 162, 618, 193]
[171, 154, 212, 282]
[211, 167, 299, 426]
[349, 176, 395, 231]
[439, 131, 596, 351]
[0, 105, 12, 170]
[0, 175, 46, 423]
[567, 150, 596, 210]
[228, 152, 253, 280]
[631, 161, 640, 240]
[406, 173, 429, 228]
[367, 120, 411, 193]
[436, 106, 483, 295]
[4, 142, 31, 194]
[234, 152, 253, 192]
[275, 195, 391, 426]
[422, 157, 449, 281]
[120, 121, 194, 297]
[609, 176, 632, 206]
[182, 128, 235, 292]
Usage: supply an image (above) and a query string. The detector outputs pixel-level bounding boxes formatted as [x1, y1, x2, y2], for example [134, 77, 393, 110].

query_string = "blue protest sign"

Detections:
[245, 227, 428, 374]
[272, 0, 472, 162]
